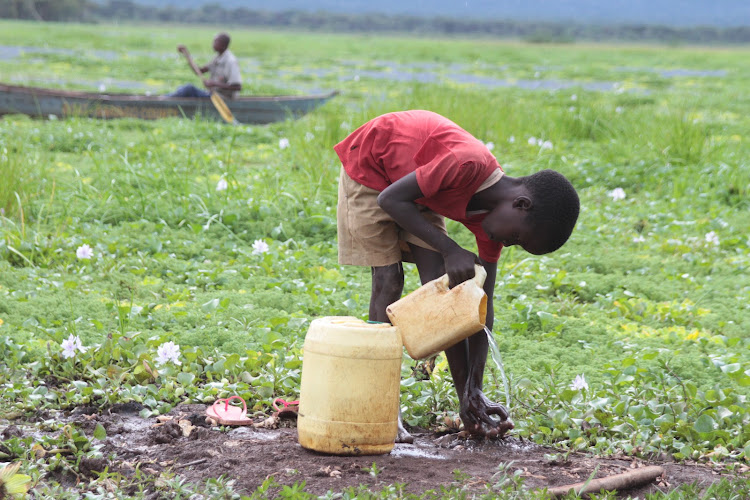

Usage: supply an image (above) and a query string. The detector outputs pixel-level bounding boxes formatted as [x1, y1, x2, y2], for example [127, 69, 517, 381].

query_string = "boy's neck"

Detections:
[469, 175, 519, 211]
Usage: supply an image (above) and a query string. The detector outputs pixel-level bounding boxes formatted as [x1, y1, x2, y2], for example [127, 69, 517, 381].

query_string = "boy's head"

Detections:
[519, 170, 579, 254]
[482, 169, 579, 255]
[213, 33, 231, 53]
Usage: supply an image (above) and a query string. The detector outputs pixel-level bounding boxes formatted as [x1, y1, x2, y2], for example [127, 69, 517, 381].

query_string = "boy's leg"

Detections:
[384, 244, 445, 444]
[408, 244, 510, 437]
[167, 84, 211, 98]
[369, 262, 404, 323]
[368, 262, 410, 442]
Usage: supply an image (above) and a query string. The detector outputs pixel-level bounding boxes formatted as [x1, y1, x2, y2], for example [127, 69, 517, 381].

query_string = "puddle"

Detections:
[228, 427, 282, 441]
[278, 66, 626, 92]
[390, 443, 447, 459]
[0, 45, 168, 62]
[502, 438, 539, 452]
[8, 76, 157, 91]
[1, 43, 727, 96]
[658, 68, 727, 77]
[614, 66, 728, 78]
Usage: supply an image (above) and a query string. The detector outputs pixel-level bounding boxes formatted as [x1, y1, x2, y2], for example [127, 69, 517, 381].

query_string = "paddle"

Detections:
[177, 45, 237, 125]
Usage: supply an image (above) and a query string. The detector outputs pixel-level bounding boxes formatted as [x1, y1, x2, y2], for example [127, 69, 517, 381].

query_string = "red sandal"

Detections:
[272, 398, 299, 418]
[205, 395, 254, 426]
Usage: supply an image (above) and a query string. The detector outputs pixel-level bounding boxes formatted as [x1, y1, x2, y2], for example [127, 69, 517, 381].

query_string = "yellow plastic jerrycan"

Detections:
[386, 264, 487, 360]
[297, 316, 402, 455]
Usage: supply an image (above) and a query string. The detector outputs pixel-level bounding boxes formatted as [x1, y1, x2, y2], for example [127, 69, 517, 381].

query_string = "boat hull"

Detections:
[0, 83, 338, 124]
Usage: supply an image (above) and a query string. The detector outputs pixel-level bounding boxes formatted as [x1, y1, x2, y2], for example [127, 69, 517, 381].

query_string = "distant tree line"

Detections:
[2, 0, 750, 44]
[0, 0, 90, 21]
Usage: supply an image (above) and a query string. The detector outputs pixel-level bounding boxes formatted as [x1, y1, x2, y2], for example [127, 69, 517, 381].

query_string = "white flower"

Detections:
[484, 141, 495, 151]
[615, 106, 624, 114]
[278, 138, 290, 150]
[155, 341, 182, 366]
[61, 334, 87, 359]
[570, 374, 588, 391]
[340, 121, 351, 130]
[305, 132, 315, 141]
[571, 94, 577, 101]
[528, 136, 538, 146]
[216, 178, 228, 191]
[705, 231, 720, 246]
[353, 75, 360, 82]
[632, 235, 646, 243]
[508, 135, 515, 143]
[76, 244, 94, 260]
[252, 239, 270, 255]
[608, 188, 626, 201]
[98, 84, 107, 92]
[569, 106, 576, 112]
[540, 140, 553, 150]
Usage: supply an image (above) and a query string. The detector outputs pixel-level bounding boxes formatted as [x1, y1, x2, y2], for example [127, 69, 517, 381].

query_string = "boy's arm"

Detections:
[377, 172, 478, 287]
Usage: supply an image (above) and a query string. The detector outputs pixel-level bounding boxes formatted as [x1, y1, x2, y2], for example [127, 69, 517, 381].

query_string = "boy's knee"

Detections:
[371, 264, 404, 296]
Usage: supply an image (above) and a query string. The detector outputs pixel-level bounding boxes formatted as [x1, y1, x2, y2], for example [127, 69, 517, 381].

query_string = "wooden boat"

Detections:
[0, 83, 338, 124]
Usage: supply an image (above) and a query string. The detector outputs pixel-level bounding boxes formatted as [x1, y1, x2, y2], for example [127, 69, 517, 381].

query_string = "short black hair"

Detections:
[216, 33, 231, 48]
[520, 169, 580, 254]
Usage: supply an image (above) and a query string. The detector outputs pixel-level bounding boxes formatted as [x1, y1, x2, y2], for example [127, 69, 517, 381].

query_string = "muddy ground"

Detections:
[2, 403, 740, 498]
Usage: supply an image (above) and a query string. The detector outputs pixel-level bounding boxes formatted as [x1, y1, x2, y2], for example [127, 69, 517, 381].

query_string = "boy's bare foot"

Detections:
[396, 413, 414, 444]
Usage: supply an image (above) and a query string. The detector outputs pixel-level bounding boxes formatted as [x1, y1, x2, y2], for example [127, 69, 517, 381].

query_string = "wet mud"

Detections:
[1, 404, 737, 497]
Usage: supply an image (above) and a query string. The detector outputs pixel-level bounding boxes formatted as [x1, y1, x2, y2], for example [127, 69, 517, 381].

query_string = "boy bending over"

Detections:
[335, 110, 580, 441]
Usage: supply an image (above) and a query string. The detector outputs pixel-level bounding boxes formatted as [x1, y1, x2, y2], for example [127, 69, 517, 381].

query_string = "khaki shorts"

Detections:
[337, 167, 447, 267]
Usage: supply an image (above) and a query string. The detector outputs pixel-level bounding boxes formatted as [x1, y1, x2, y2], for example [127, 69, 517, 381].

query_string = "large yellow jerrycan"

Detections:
[386, 264, 487, 360]
[297, 316, 402, 455]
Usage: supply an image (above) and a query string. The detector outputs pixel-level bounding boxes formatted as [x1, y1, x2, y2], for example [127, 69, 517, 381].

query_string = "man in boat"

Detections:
[168, 32, 242, 99]
[334, 110, 580, 442]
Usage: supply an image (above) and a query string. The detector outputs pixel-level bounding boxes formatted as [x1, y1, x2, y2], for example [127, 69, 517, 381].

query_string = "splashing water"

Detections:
[484, 326, 512, 411]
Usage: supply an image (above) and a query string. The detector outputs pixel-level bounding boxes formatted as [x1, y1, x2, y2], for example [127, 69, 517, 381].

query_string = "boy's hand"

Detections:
[443, 246, 480, 288]
[460, 387, 513, 438]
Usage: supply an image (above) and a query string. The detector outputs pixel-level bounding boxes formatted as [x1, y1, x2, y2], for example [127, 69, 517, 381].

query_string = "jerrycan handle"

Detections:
[436, 264, 487, 292]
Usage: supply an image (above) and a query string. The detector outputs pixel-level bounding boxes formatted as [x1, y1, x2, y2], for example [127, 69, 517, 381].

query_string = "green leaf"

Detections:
[256, 385, 274, 399]
[694, 414, 715, 434]
[93, 423, 107, 440]
[201, 298, 220, 312]
[720, 363, 741, 374]
[177, 372, 195, 386]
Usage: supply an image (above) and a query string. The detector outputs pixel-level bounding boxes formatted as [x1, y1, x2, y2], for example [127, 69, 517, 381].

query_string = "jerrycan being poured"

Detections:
[387, 264, 487, 360]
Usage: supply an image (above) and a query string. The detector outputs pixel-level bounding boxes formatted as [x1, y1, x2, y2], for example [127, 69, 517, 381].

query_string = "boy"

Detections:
[335, 110, 580, 441]
[169, 32, 242, 99]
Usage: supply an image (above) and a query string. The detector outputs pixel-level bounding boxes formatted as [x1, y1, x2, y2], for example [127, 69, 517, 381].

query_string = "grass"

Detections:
[0, 18, 749, 498]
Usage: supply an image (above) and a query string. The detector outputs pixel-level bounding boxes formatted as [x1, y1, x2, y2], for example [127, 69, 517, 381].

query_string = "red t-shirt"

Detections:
[334, 110, 503, 262]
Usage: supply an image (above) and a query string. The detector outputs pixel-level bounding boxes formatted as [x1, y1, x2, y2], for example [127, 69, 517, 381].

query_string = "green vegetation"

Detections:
[0, 20, 749, 498]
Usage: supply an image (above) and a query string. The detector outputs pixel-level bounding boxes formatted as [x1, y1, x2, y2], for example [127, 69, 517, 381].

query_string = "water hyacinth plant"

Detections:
[60, 334, 87, 359]
[0, 18, 748, 498]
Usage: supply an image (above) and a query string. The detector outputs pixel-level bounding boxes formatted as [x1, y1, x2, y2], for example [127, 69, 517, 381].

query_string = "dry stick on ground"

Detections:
[543, 465, 665, 498]
[175, 458, 208, 469]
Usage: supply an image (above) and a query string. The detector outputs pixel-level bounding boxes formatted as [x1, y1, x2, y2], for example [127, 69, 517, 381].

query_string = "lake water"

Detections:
[0, 44, 727, 94]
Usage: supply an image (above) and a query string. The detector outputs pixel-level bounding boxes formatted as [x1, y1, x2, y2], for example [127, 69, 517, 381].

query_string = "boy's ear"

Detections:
[512, 195, 532, 211]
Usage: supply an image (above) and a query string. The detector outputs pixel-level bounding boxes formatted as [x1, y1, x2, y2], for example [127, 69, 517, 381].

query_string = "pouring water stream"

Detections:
[483, 326, 512, 411]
